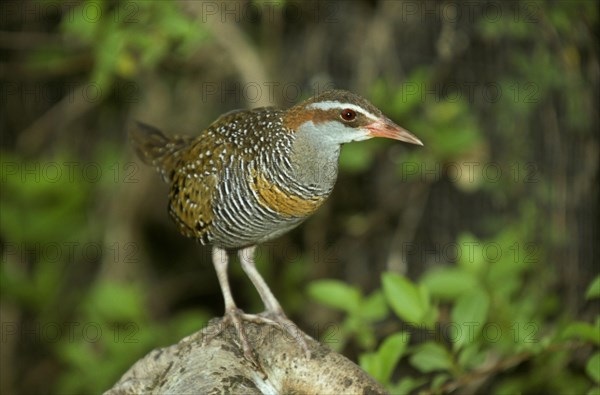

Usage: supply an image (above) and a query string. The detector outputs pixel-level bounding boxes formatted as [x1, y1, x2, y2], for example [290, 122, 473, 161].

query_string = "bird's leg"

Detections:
[238, 246, 283, 313]
[238, 246, 310, 357]
[204, 247, 282, 366]
[203, 247, 255, 362]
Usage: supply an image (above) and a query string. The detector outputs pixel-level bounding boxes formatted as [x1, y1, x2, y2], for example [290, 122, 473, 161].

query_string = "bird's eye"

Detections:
[340, 109, 357, 121]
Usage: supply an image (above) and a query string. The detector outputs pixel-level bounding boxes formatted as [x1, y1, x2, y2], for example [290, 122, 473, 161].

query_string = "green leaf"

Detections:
[377, 332, 410, 381]
[353, 321, 377, 350]
[586, 276, 600, 300]
[307, 279, 362, 313]
[562, 322, 600, 346]
[587, 352, 600, 383]
[451, 288, 490, 349]
[458, 343, 486, 369]
[360, 290, 389, 321]
[421, 267, 478, 301]
[389, 376, 427, 395]
[360, 332, 410, 384]
[409, 341, 454, 373]
[382, 273, 432, 326]
[358, 353, 379, 382]
[431, 373, 450, 390]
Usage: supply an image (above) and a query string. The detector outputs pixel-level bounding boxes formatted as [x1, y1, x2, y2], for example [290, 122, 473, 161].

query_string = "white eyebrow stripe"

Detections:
[307, 101, 379, 121]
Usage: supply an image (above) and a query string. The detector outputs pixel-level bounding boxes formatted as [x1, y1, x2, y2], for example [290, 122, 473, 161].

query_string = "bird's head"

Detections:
[284, 89, 423, 146]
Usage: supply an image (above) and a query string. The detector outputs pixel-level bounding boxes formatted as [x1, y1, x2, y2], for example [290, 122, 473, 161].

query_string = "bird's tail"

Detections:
[130, 122, 192, 182]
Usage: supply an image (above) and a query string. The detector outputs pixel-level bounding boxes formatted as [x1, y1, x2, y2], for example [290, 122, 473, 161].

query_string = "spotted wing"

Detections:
[167, 138, 225, 243]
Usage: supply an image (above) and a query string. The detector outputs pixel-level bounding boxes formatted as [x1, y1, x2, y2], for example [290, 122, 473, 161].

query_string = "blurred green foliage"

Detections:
[308, 279, 388, 350]
[59, 1, 210, 90]
[57, 280, 208, 393]
[1, 152, 209, 393]
[311, 246, 599, 394]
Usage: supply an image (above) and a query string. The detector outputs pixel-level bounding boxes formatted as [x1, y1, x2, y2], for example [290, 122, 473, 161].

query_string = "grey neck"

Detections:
[287, 122, 341, 196]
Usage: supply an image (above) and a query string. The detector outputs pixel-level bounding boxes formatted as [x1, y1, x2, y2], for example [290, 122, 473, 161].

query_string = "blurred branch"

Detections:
[16, 82, 98, 155]
[0, 31, 60, 49]
[0, 55, 92, 79]
[386, 183, 431, 274]
[355, 1, 403, 93]
[178, 1, 272, 107]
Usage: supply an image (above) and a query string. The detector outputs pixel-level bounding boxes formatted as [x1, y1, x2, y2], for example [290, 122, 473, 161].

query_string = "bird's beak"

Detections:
[366, 117, 423, 146]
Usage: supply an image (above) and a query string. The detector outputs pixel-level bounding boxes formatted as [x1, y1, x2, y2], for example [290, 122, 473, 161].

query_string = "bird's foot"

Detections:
[202, 308, 259, 365]
[202, 308, 311, 367]
[258, 309, 311, 358]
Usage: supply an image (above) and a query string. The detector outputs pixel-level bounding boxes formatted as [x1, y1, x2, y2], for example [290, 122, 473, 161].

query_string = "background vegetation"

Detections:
[1, 0, 598, 394]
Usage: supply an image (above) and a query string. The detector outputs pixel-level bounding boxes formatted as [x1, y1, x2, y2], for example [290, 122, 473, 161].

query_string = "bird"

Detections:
[130, 89, 422, 363]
